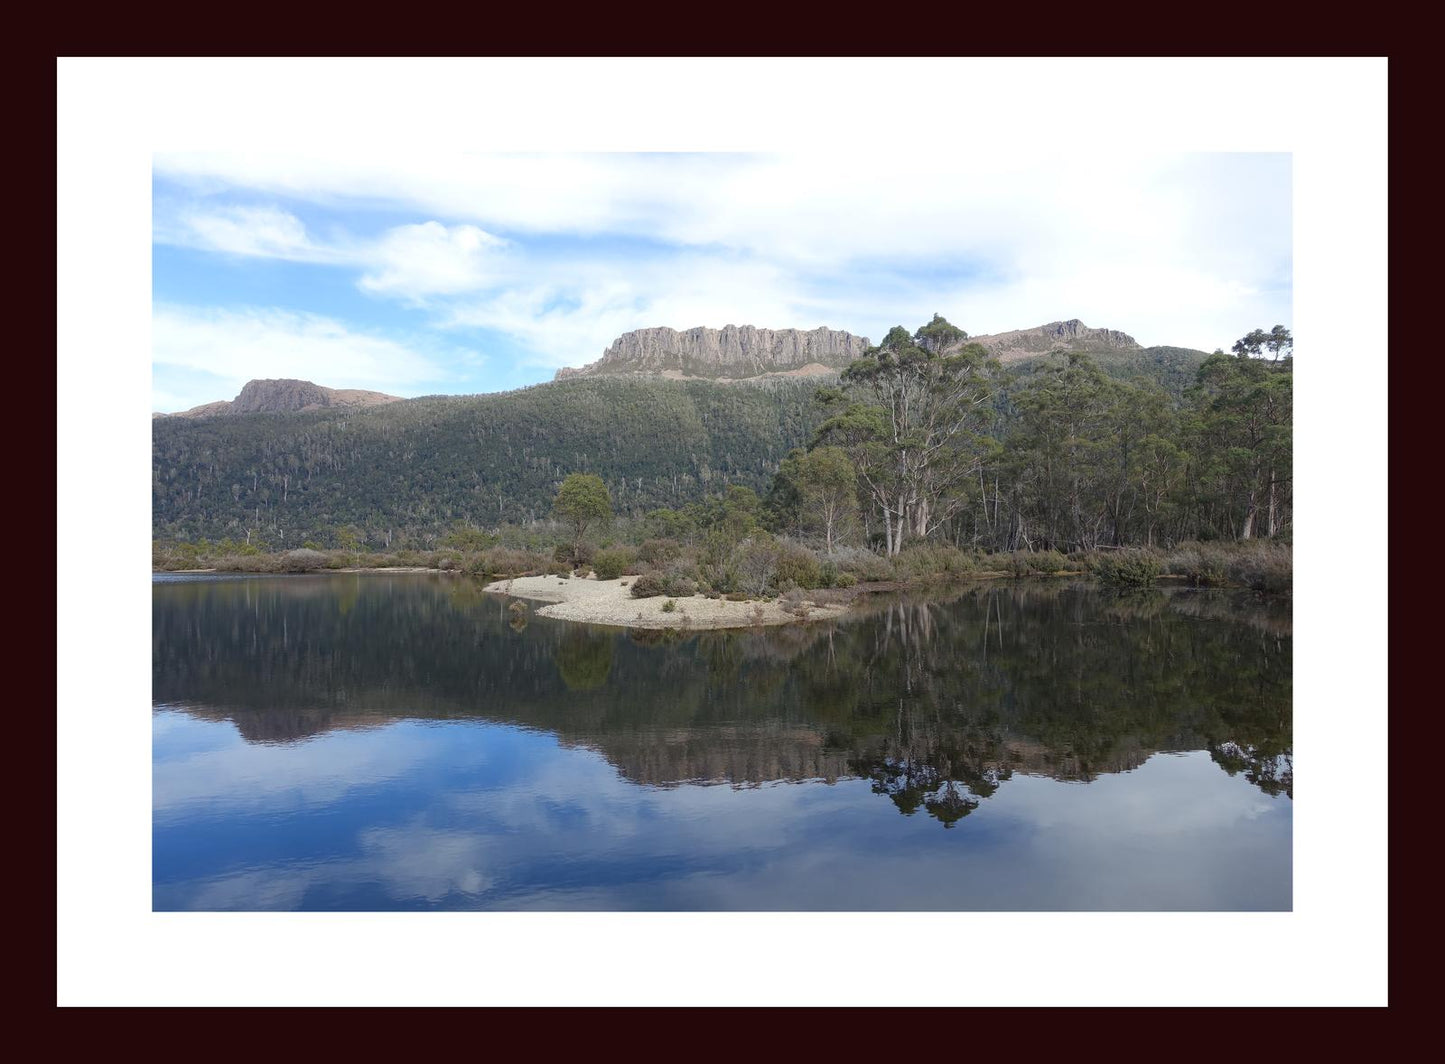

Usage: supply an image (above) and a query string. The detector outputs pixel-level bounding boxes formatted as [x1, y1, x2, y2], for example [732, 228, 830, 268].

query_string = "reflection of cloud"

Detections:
[155, 714, 1290, 911]
[163, 824, 498, 911]
[152, 710, 443, 819]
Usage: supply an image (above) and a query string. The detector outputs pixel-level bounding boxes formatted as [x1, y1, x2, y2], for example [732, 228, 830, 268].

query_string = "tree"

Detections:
[552, 473, 612, 561]
[795, 446, 858, 554]
[818, 317, 1000, 555]
[1185, 352, 1292, 539]
[1232, 325, 1292, 361]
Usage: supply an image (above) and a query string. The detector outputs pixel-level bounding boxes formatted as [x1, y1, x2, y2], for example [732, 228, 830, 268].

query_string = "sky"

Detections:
[151, 151, 1292, 412]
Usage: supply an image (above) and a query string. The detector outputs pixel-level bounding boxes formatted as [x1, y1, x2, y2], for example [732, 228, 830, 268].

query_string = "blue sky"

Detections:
[151, 152, 1292, 412]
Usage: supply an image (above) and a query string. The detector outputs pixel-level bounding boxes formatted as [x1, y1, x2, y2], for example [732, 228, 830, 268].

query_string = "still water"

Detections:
[153, 572, 1291, 910]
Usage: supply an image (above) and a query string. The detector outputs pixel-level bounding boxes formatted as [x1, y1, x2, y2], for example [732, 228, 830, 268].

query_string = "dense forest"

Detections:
[151, 328, 1230, 552]
[769, 318, 1291, 554]
[152, 376, 827, 546]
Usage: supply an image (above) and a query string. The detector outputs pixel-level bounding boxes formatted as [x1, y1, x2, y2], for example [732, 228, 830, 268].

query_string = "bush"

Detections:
[773, 542, 824, 590]
[1163, 544, 1228, 587]
[477, 546, 546, 579]
[1160, 540, 1291, 592]
[592, 547, 636, 581]
[280, 548, 329, 572]
[638, 538, 682, 567]
[894, 544, 977, 581]
[662, 574, 697, 597]
[661, 599, 677, 613]
[554, 542, 595, 567]
[833, 571, 857, 588]
[1004, 548, 1068, 577]
[1091, 550, 1162, 587]
[832, 546, 894, 583]
[630, 573, 667, 598]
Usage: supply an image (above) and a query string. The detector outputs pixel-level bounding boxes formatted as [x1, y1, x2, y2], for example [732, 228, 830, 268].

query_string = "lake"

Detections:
[153, 572, 1291, 910]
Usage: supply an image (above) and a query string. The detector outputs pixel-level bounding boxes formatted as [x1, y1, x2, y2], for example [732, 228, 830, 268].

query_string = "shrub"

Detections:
[1091, 551, 1162, 587]
[280, 548, 329, 572]
[833, 546, 894, 583]
[1003, 549, 1068, 576]
[833, 571, 857, 588]
[1222, 540, 1292, 593]
[554, 542, 595, 566]
[662, 574, 697, 597]
[731, 536, 784, 597]
[894, 544, 976, 581]
[592, 547, 636, 581]
[637, 538, 682, 568]
[630, 573, 667, 598]
[773, 542, 823, 590]
[661, 599, 677, 613]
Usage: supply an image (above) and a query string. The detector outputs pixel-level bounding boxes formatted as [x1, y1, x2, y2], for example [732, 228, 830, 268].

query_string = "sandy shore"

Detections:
[483, 574, 849, 630]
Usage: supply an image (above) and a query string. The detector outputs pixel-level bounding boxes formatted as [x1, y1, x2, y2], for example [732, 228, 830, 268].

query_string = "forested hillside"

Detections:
[152, 376, 828, 546]
[151, 336, 1220, 550]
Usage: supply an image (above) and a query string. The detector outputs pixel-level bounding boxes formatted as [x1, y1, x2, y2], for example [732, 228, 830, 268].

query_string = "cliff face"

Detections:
[555, 325, 871, 381]
[161, 379, 402, 419]
[968, 319, 1141, 363]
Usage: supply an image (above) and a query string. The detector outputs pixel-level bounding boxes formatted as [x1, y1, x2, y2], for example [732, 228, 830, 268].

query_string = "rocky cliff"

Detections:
[968, 319, 1141, 363]
[158, 379, 402, 419]
[555, 325, 871, 381]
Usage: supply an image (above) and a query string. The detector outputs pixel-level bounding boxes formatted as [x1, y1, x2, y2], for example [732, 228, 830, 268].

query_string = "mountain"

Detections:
[968, 319, 1141, 362]
[554, 325, 871, 381]
[156, 378, 402, 419]
[152, 321, 1213, 546]
[152, 375, 830, 544]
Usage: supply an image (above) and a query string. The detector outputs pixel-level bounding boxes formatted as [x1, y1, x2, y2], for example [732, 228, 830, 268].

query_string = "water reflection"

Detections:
[152, 575, 1291, 804]
[152, 574, 1291, 909]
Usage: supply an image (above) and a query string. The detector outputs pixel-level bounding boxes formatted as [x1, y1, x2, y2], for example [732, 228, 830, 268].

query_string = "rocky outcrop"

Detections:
[555, 325, 871, 381]
[968, 319, 1141, 363]
[164, 379, 402, 418]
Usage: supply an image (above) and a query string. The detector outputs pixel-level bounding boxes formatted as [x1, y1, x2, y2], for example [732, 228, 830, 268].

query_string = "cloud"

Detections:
[153, 152, 1293, 377]
[358, 221, 509, 300]
[152, 304, 456, 411]
[162, 204, 336, 262]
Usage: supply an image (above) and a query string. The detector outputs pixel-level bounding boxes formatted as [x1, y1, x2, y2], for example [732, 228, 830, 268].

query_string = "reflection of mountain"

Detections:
[153, 576, 1292, 820]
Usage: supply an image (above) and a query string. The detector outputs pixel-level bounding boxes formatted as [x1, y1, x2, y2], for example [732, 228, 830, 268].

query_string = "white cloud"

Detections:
[152, 304, 456, 411]
[165, 204, 335, 262]
[153, 152, 1293, 374]
[358, 221, 509, 300]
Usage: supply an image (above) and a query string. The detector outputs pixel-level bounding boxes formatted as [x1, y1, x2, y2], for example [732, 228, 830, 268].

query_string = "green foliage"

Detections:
[1090, 551, 1162, 587]
[591, 547, 637, 580]
[152, 376, 831, 545]
[152, 323, 1289, 562]
[553, 473, 612, 557]
[1003, 549, 1067, 576]
[661, 599, 677, 613]
[774, 542, 824, 590]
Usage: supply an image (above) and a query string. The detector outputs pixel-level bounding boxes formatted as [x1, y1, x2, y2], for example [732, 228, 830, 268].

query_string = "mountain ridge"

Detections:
[156, 378, 402, 419]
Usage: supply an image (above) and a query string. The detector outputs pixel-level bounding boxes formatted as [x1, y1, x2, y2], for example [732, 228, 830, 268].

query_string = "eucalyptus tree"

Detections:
[1186, 350, 1292, 539]
[552, 473, 612, 561]
[817, 317, 1001, 555]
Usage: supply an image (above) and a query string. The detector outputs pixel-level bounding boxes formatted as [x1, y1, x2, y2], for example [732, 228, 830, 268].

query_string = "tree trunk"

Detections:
[1267, 465, 1277, 538]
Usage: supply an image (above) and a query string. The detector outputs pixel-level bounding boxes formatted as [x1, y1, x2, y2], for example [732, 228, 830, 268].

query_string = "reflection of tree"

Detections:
[155, 578, 1291, 807]
[554, 629, 614, 691]
[1209, 741, 1293, 798]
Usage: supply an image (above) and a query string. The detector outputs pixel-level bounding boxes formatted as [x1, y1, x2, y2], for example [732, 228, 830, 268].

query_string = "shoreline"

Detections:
[483, 575, 850, 631]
